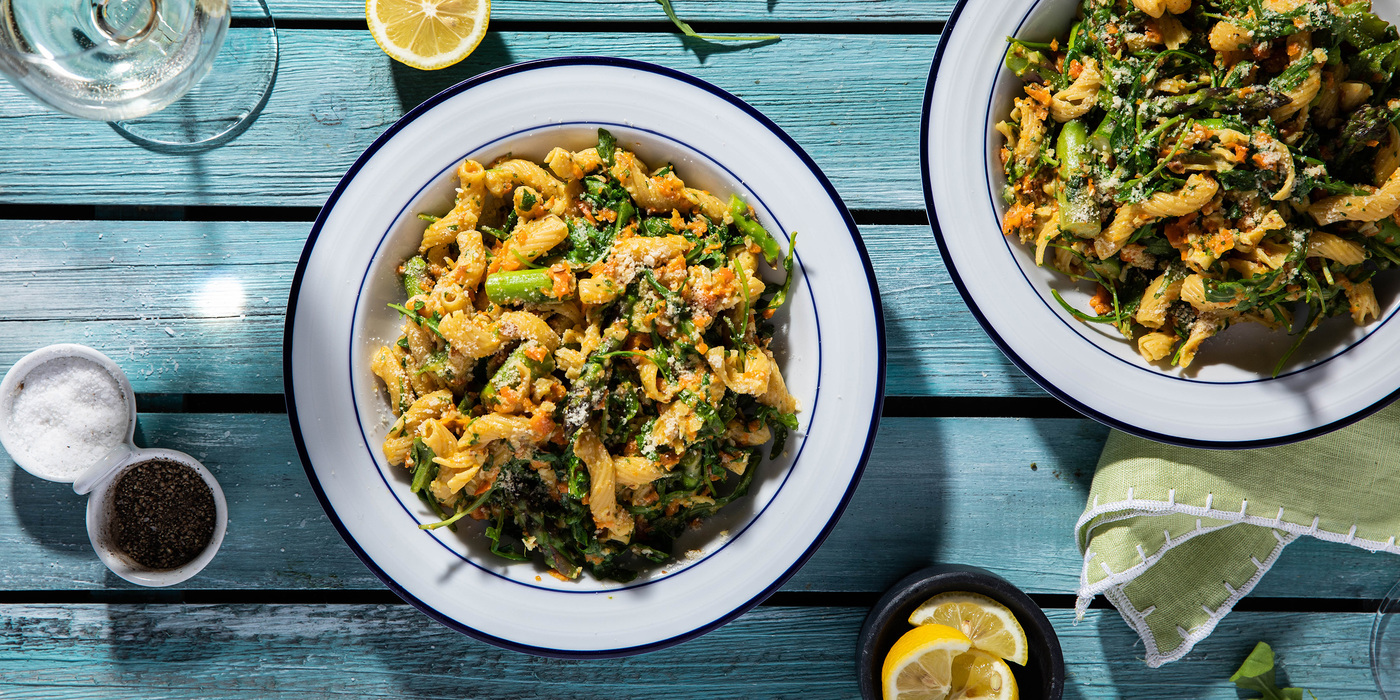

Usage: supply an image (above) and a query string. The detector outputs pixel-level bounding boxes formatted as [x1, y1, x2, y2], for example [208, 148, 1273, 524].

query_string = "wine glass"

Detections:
[0, 0, 278, 147]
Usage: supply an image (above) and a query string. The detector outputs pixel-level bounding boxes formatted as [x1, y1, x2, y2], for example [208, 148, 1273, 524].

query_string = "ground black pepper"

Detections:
[111, 459, 216, 570]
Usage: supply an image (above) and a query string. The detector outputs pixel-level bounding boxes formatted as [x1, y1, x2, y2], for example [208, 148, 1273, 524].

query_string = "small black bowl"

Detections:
[858, 565, 1065, 700]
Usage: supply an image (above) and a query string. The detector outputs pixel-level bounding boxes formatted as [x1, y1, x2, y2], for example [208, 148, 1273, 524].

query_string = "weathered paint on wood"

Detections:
[270, 0, 956, 22]
[0, 31, 936, 210]
[0, 605, 1377, 697]
[0, 221, 1042, 397]
[3, 413, 1395, 598]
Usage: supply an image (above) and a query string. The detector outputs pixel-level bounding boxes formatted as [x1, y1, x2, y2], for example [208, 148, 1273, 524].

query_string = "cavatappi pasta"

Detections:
[371, 129, 800, 582]
[998, 0, 1400, 372]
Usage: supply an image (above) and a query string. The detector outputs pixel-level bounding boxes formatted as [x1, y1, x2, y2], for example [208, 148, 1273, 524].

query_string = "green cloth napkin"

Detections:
[1075, 404, 1400, 667]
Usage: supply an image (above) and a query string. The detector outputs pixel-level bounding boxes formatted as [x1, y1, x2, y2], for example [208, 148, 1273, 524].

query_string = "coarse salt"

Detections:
[7, 357, 128, 480]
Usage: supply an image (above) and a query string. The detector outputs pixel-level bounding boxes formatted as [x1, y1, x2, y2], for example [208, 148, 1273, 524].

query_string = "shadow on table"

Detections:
[389, 33, 515, 113]
[8, 420, 159, 553]
[9, 461, 88, 553]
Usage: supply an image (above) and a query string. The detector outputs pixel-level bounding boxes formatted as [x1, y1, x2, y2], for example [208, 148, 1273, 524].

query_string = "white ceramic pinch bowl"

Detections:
[81, 447, 229, 588]
[0, 343, 137, 483]
[0, 343, 228, 587]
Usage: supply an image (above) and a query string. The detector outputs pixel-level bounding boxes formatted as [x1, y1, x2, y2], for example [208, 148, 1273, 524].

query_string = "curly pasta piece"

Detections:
[438, 311, 504, 360]
[497, 310, 561, 354]
[1209, 22, 1252, 52]
[615, 456, 668, 489]
[647, 401, 703, 454]
[611, 151, 691, 213]
[450, 228, 488, 292]
[501, 215, 569, 269]
[1180, 274, 1239, 314]
[430, 279, 471, 315]
[372, 345, 415, 415]
[484, 159, 566, 201]
[1271, 45, 1324, 123]
[1310, 165, 1400, 224]
[1234, 210, 1286, 253]
[1051, 59, 1103, 122]
[1012, 96, 1049, 176]
[759, 348, 798, 414]
[1340, 81, 1374, 112]
[707, 346, 770, 395]
[574, 429, 633, 543]
[544, 147, 604, 181]
[383, 391, 454, 466]
[1136, 272, 1185, 329]
[1307, 232, 1367, 266]
[683, 187, 731, 223]
[1097, 174, 1218, 258]
[430, 444, 489, 504]
[1177, 314, 1222, 368]
[1137, 332, 1179, 363]
[1132, 0, 1167, 18]
[463, 413, 537, 446]
[420, 160, 488, 253]
[1342, 278, 1380, 325]
[726, 420, 772, 447]
[1158, 14, 1190, 49]
[1314, 69, 1340, 127]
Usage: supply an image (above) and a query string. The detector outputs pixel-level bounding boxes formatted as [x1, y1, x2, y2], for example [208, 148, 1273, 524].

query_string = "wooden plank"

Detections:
[0, 605, 1377, 697]
[0, 221, 1042, 398]
[270, 0, 954, 22]
[3, 413, 1394, 599]
[0, 31, 934, 210]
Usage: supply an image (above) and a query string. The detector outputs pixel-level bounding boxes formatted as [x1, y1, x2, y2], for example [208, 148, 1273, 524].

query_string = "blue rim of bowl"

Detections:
[285, 56, 887, 658]
[920, 0, 1400, 449]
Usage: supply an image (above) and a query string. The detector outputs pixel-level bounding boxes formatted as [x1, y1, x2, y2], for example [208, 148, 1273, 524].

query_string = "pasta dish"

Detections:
[370, 129, 799, 582]
[998, 0, 1400, 372]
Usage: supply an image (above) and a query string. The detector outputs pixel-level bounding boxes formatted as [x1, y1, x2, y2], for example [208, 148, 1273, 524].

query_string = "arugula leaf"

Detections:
[596, 128, 617, 167]
[655, 0, 779, 43]
[1230, 642, 1314, 700]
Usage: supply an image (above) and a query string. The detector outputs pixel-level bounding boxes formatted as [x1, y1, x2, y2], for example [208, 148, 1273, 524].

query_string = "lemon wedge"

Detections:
[908, 592, 1029, 666]
[949, 650, 1019, 700]
[367, 0, 490, 71]
[882, 624, 973, 700]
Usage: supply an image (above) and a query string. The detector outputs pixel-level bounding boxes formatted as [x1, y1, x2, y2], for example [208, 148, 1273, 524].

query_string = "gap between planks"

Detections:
[134, 394, 1080, 419]
[0, 589, 1375, 614]
[0, 205, 930, 226]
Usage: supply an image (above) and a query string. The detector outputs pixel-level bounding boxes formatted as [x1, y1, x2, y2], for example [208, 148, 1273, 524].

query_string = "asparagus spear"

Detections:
[1337, 104, 1394, 160]
[1143, 87, 1289, 118]
[402, 256, 431, 298]
[562, 315, 626, 436]
[1005, 43, 1062, 89]
[485, 269, 568, 305]
[728, 194, 781, 264]
[1056, 119, 1101, 238]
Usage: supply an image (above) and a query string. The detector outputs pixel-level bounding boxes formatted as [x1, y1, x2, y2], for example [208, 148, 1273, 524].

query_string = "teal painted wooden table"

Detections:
[0, 2, 1394, 697]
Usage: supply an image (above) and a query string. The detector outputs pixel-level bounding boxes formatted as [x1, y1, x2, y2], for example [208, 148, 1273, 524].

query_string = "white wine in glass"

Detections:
[1, 0, 278, 147]
[0, 0, 229, 121]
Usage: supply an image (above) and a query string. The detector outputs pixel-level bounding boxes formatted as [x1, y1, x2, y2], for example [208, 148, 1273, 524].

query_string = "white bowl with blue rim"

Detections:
[924, 0, 1400, 448]
[284, 57, 885, 656]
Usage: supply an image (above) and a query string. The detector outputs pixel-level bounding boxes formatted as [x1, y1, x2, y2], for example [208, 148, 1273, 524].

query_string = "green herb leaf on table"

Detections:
[1230, 642, 1315, 700]
[655, 0, 779, 43]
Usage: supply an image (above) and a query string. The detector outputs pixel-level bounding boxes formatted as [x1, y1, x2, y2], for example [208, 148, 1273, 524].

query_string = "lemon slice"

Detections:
[367, 0, 490, 71]
[881, 624, 973, 700]
[949, 650, 1019, 700]
[908, 592, 1029, 666]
